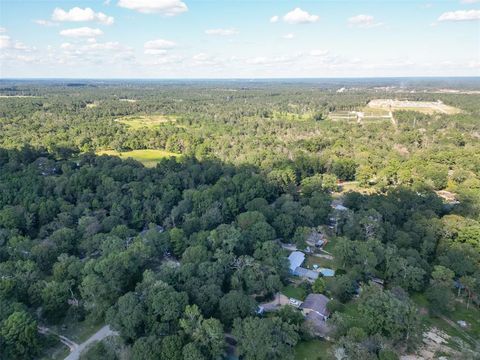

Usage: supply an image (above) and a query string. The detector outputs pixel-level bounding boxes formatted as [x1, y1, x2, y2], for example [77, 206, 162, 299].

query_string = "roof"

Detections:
[305, 312, 331, 337]
[301, 294, 330, 317]
[332, 204, 348, 211]
[306, 231, 325, 247]
[293, 267, 319, 280]
[288, 251, 305, 272]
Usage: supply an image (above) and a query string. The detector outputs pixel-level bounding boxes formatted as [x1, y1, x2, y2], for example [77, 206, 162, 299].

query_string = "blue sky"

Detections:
[0, 0, 479, 78]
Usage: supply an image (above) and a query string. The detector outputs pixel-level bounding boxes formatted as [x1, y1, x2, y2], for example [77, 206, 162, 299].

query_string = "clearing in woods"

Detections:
[366, 99, 462, 115]
[97, 149, 180, 167]
[328, 99, 461, 124]
[115, 114, 177, 129]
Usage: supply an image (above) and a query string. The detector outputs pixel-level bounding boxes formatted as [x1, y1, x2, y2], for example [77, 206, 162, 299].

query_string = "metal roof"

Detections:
[288, 251, 305, 272]
[294, 267, 319, 280]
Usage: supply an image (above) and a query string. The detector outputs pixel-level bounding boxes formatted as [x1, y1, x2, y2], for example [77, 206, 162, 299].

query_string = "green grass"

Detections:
[116, 114, 176, 129]
[97, 149, 180, 167]
[295, 340, 333, 360]
[116, 115, 177, 130]
[304, 255, 336, 270]
[282, 285, 307, 301]
[48, 318, 103, 343]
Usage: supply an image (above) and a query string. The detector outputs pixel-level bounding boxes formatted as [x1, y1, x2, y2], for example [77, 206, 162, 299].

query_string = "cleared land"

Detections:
[295, 339, 333, 360]
[115, 114, 176, 129]
[97, 149, 180, 167]
[367, 99, 462, 115]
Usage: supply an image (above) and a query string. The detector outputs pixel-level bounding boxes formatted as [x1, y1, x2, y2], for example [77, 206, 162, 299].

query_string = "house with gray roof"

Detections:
[300, 294, 330, 321]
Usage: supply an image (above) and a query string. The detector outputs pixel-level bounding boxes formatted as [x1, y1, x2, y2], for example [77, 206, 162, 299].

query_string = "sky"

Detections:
[0, 0, 479, 78]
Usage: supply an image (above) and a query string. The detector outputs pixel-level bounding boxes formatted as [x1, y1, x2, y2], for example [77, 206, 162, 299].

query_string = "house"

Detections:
[332, 204, 348, 211]
[305, 311, 331, 338]
[306, 230, 325, 248]
[301, 294, 330, 321]
[288, 251, 305, 272]
[331, 199, 349, 212]
[293, 267, 319, 280]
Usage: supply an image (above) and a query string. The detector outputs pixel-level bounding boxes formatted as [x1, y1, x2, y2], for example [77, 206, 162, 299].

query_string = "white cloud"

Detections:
[205, 28, 238, 36]
[52, 7, 114, 25]
[438, 9, 480, 21]
[145, 49, 168, 55]
[283, 8, 319, 24]
[0, 35, 11, 49]
[270, 15, 279, 23]
[57, 38, 134, 65]
[191, 53, 221, 66]
[144, 39, 176, 54]
[283, 33, 294, 40]
[60, 27, 104, 38]
[34, 19, 59, 27]
[0, 32, 33, 53]
[144, 39, 176, 50]
[348, 14, 383, 28]
[310, 49, 329, 57]
[117, 0, 188, 15]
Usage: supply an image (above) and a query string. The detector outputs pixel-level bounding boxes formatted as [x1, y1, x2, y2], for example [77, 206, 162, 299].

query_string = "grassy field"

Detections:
[97, 149, 180, 167]
[116, 114, 177, 129]
[282, 284, 307, 300]
[295, 340, 333, 360]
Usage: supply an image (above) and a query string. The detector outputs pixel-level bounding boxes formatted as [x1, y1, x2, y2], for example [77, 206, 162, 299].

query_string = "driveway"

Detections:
[63, 325, 118, 360]
[259, 293, 290, 311]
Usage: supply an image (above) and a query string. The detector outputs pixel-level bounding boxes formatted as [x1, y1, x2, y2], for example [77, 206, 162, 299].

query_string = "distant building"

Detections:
[332, 204, 348, 211]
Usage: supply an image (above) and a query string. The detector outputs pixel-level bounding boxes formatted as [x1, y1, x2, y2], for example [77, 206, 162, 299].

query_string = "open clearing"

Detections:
[328, 99, 461, 124]
[97, 149, 180, 167]
[295, 339, 333, 360]
[115, 114, 176, 129]
[366, 99, 462, 115]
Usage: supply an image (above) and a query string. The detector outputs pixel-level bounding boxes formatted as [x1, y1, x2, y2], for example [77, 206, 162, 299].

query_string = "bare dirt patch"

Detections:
[367, 99, 462, 115]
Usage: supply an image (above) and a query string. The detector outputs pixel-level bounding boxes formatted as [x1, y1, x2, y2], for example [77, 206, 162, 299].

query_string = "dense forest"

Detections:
[0, 80, 479, 360]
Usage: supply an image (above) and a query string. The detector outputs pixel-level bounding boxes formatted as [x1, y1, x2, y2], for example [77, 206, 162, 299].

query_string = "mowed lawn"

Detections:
[97, 149, 180, 167]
